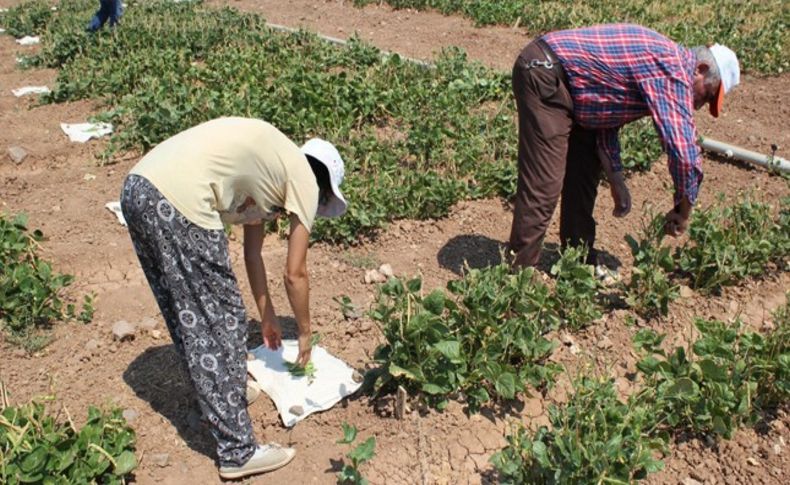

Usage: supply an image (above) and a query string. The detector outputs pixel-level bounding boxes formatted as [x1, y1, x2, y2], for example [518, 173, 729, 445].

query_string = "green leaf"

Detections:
[113, 450, 137, 476]
[666, 377, 699, 398]
[337, 422, 358, 445]
[494, 372, 517, 399]
[433, 340, 461, 360]
[422, 290, 446, 315]
[698, 358, 728, 382]
[348, 436, 376, 463]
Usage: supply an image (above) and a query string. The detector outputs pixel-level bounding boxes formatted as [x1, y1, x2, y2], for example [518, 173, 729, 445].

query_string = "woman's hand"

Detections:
[261, 317, 282, 350]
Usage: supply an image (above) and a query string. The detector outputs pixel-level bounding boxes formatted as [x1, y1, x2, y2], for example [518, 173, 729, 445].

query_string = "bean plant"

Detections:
[353, 0, 789, 74]
[0, 398, 137, 484]
[11, 0, 663, 243]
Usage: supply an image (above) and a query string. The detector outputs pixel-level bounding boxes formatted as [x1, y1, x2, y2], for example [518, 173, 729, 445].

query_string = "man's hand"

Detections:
[296, 332, 313, 367]
[261, 317, 282, 350]
[608, 172, 632, 218]
[664, 197, 692, 237]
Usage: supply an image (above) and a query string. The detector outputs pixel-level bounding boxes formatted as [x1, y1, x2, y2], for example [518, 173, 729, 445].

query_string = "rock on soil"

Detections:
[7, 146, 28, 164]
[149, 453, 170, 468]
[112, 320, 136, 341]
[122, 408, 139, 423]
[364, 269, 387, 284]
[378, 263, 394, 277]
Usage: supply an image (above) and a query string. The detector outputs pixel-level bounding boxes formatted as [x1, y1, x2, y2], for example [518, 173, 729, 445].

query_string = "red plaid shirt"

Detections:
[543, 24, 702, 204]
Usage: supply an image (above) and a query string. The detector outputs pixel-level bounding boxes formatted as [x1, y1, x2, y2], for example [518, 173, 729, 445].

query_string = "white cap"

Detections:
[301, 138, 348, 218]
[708, 44, 740, 117]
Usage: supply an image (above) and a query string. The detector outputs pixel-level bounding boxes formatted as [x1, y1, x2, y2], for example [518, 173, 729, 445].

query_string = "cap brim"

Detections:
[709, 83, 724, 118]
[316, 180, 347, 218]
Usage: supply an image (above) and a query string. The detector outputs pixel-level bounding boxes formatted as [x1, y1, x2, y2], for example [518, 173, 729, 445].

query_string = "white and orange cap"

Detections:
[301, 138, 348, 217]
[709, 44, 740, 118]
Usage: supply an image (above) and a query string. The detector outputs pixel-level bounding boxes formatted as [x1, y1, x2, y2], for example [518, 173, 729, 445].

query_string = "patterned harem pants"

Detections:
[120, 174, 256, 467]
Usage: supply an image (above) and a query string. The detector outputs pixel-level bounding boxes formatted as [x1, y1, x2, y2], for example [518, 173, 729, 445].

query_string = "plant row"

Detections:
[353, 0, 788, 75]
[0, 394, 137, 484]
[3, 0, 659, 244]
[491, 298, 790, 483]
[0, 213, 94, 351]
[625, 196, 790, 318]
[366, 247, 602, 412]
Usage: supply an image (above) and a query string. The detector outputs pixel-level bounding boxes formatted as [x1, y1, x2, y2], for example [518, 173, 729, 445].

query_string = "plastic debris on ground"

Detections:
[247, 341, 363, 427]
[12, 86, 50, 97]
[15, 35, 40, 45]
[60, 122, 113, 143]
[105, 202, 127, 226]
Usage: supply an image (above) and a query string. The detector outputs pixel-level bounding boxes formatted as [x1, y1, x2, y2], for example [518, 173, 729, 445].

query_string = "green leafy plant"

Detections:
[10, 0, 671, 244]
[336, 422, 376, 485]
[352, 0, 789, 74]
[285, 361, 317, 384]
[334, 295, 361, 320]
[0, 213, 93, 350]
[678, 197, 788, 292]
[0, 391, 137, 484]
[550, 246, 602, 330]
[491, 376, 666, 484]
[0, 0, 53, 38]
[625, 212, 679, 319]
[367, 263, 561, 412]
[633, 317, 789, 439]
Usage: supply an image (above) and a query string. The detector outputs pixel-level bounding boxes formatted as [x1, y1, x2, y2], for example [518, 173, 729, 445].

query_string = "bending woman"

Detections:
[120, 117, 347, 479]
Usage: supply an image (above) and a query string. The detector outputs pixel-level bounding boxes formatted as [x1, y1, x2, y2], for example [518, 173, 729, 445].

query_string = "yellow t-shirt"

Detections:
[130, 117, 319, 231]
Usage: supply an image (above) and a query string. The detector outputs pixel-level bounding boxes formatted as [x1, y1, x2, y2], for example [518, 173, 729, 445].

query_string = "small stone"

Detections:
[351, 370, 364, 383]
[84, 339, 101, 352]
[746, 457, 759, 466]
[150, 329, 163, 340]
[378, 263, 394, 278]
[569, 344, 581, 355]
[364, 269, 386, 284]
[139, 317, 158, 331]
[681, 478, 702, 485]
[122, 408, 139, 423]
[149, 453, 169, 467]
[289, 405, 304, 416]
[83, 173, 96, 181]
[679, 285, 694, 298]
[773, 443, 781, 455]
[7, 146, 28, 164]
[112, 320, 136, 341]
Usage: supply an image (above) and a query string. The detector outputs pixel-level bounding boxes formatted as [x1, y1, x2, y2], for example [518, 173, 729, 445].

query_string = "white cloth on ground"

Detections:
[15, 35, 40, 45]
[12, 86, 50, 97]
[60, 122, 113, 143]
[247, 341, 362, 427]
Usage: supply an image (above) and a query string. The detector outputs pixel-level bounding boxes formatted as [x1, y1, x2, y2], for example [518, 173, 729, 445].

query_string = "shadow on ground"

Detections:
[438, 236, 623, 276]
[123, 345, 216, 460]
[437, 234, 506, 275]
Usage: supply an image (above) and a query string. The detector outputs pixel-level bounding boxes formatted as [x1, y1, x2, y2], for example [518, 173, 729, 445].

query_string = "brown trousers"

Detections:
[509, 40, 601, 268]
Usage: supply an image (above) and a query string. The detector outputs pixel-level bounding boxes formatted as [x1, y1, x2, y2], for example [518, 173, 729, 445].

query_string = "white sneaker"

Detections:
[219, 443, 296, 479]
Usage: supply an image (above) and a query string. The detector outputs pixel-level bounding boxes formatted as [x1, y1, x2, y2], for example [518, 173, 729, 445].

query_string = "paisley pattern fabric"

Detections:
[121, 174, 255, 467]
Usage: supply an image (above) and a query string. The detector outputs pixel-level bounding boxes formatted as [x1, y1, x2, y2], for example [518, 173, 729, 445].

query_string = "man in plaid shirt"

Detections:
[509, 24, 740, 268]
